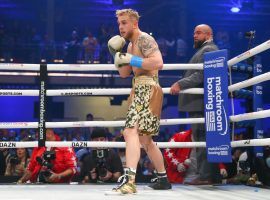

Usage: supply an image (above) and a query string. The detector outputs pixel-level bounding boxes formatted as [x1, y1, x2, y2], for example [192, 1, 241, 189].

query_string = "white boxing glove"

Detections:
[107, 35, 126, 57]
[114, 52, 143, 68]
[220, 168, 228, 178]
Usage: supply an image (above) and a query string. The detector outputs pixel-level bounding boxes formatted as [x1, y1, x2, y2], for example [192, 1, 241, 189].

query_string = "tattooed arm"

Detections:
[137, 33, 163, 70]
[114, 33, 163, 72]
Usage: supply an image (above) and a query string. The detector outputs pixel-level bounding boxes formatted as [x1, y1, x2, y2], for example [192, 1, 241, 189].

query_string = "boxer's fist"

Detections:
[114, 52, 143, 68]
[114, 52, 132, 68]
[108, 35, 126, 57]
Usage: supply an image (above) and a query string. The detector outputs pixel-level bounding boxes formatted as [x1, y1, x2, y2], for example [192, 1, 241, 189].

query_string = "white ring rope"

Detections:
[0, 39, 269, 72]
[0, 122, 38, 129]
[0, 72, 131, 77]
[0, 63, 40, 71]
[228, 71, 270, 92]
[229, 109, 270, 122]
[0, 109, 269, 129]
[0, 88, 204, 96]
[47, 63, 204, 71]
[1, 138, 270, 148]
[0, 63, 203, 71]
[0, 68, 269, 96]
[227, 39, 270, 66]
[0, 141, 38, 148]
[48, 88, 204, 96]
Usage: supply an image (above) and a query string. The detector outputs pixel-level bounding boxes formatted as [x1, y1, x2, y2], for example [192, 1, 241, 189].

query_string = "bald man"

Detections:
[170, 24, 220, 185]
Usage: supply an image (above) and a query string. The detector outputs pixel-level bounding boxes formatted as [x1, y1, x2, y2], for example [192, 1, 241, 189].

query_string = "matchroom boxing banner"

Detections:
[204, 50, 232, 163]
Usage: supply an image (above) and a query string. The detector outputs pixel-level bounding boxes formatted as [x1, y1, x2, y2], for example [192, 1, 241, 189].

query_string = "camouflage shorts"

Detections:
[125, 76, 163, 136]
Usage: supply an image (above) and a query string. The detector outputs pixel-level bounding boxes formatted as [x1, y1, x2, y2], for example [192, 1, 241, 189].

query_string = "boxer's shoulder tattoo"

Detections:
[138, 34, 159, 56]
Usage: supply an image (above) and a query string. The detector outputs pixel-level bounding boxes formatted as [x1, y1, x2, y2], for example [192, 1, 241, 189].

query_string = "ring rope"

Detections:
[227, 39, 270, 66]
[0, 70, 269, 96]
[0, 63, 203, 71]
[1, 138, 270, 149]
[0, 88, 204, 96]
[228, 72, 270, 92]
[0, 72, 138, 78]
[229, 109, 270, 122]
[0, 39, 269, 72]
[0, 109, 269, 129]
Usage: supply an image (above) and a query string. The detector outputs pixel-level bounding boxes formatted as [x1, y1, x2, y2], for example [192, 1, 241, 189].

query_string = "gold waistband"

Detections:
[133, 75, 159, 86]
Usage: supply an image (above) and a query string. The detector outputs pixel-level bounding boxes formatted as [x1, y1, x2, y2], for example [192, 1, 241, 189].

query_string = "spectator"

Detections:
[175, 34, 188, 63]
[0, 148, 11, 176]
[164, 129, 192, 183]
[17, 129, 77, 183]
[224, 150, 252, 185]
[40, 34, 56, 63]
[250, 146, 270, 186]
[82, 32, 98, 63]
[219, 148, 243, 183]
[64, 30, 81, 64]
[80, 128, 123, 183]
[81, 113, 94, 141]
[5, 148, 30, 177]
[98, 25, 111, 63]
[142, 158, 155, 176]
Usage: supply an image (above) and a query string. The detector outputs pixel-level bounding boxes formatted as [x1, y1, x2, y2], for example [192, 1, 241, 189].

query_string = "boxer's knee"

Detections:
[139, 136, 154, 152]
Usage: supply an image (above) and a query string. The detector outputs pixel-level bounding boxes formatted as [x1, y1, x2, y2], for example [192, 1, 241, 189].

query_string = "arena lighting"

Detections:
[230, 0, 241, 13]
[231, 7, 240, 13]
[53, 59, 63, 63]
[230, 0, 254, 13]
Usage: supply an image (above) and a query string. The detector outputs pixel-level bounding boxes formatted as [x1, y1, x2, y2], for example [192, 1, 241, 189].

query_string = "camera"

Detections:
[92, 149, 109, 178]
[9, 155, 19, 165]
[36, 150, 56, 183]
[245, 31, 255, 39]
[239, 160, 250, 173]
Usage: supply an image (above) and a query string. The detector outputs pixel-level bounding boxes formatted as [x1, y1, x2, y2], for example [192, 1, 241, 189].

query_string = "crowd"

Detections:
[0, 21, 252, 65]
[0, 125, 172, 184]
[1, 125, 270, 186]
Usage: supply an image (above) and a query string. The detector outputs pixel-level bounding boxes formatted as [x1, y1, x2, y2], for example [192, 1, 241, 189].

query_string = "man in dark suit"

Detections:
[170, 24, 219, 185]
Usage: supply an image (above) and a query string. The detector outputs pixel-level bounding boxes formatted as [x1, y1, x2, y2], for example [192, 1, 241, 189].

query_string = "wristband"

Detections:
[130, 55, 143, 68]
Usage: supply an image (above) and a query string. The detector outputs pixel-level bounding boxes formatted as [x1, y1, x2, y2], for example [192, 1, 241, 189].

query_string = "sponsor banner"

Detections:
[253, 57, 264, 157]
[72, 142, 88, 148]
[60, 92, 93, 96]
[204, 50, 232, 163]
[0, 122, 31, 128]
[0, 91, 23, 96]
[38, 64, 47, 147]
[0, 142, 16, 148]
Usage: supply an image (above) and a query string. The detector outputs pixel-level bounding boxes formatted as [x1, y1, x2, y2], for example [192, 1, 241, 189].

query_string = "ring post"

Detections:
[204, 50, 232, 163]
[38, 63, 47, 147]
[253, 57, 264, 157]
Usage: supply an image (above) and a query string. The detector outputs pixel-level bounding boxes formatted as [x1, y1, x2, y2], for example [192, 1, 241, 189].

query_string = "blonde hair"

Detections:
[116, 9, 140, 21]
